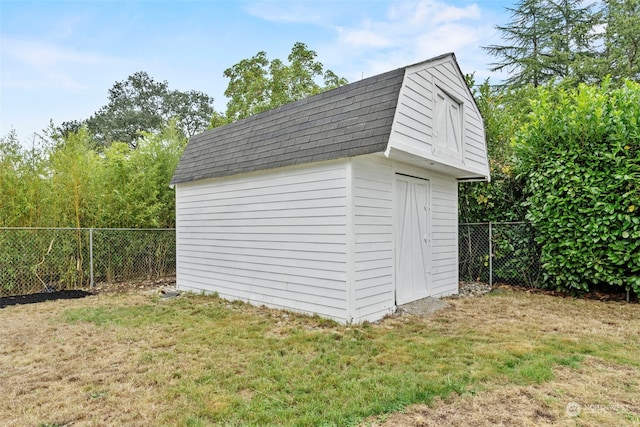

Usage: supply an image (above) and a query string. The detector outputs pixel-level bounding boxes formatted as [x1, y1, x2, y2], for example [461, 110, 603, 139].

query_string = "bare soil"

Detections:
[91, 276, 176, 294]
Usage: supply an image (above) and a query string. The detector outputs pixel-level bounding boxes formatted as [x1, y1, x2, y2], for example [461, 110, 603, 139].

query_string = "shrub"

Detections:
[515, 79, 640, 295]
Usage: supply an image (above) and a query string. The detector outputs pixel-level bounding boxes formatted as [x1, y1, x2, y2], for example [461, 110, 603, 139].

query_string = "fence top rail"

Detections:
[0, 227, 176, 231]
[459, 221, 530, 226]
[4, 224, 529, 230]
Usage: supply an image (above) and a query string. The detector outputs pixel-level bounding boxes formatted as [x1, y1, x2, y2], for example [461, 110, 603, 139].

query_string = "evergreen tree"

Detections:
[484, 0, 600, 87]
[597, 0, 640, 83]
[484, 0, 555, 87]
[545, 0, 601, 83]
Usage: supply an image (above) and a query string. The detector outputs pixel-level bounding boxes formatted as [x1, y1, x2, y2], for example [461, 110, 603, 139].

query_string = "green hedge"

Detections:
[515, 80, 640, 295]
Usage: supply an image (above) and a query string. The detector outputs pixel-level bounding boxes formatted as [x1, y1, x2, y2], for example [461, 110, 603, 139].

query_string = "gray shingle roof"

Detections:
[170, 66, 406, 185]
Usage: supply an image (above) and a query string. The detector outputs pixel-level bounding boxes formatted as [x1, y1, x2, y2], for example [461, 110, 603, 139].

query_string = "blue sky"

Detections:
[1, 0, 512, 141]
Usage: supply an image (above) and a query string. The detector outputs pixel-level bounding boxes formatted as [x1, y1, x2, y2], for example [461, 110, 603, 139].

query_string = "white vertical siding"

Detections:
[387, 55, 489, 180]
[175, 160, 349, 322]
[350, 156, 395, 322]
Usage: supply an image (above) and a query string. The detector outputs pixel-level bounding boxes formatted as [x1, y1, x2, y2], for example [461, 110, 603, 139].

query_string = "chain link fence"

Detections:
[459, 222, 542, 287]
[3, 224, 539, 296]
[0, 228, 175, 297]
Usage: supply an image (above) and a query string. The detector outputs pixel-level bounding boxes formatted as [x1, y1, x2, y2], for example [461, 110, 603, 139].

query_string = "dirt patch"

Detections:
[0, 277, 175, 308]
[397, 297, 450, 316]
[0, 292, 163, 426]
[396, 282, 493, 317]
[92, 276, 176, 294]
[362, 291, 640, 427]
[494, 283, 638, 303]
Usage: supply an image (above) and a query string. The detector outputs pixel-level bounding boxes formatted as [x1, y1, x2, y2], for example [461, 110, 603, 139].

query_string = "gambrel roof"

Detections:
[171, 52, 489, 185]
[171, 67, 404, 185]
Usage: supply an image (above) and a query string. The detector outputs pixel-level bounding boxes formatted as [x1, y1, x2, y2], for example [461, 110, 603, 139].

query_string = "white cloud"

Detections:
[1, 0, 509, 139]
[385, 0, 481, 27]
[0, 35, 139, 138]
[335, 27, 393, 48]
[417, 23, 482, 57]
[432, 3, 481, 24]
[1, 37, 120, 90]
[242, 0, 502, 83]
[3, 38, 107, 68]
[317, 0, 497, 82]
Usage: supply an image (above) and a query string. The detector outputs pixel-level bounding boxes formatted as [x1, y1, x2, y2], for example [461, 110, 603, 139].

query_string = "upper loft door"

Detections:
[395, 174, 431, 305]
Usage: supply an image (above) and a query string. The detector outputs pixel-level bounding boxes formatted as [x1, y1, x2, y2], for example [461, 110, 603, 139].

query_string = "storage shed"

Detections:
[171, 52, 489, 323]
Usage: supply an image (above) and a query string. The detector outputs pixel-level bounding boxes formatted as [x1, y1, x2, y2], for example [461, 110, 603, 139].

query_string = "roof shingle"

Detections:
[170, 66, 406, 185]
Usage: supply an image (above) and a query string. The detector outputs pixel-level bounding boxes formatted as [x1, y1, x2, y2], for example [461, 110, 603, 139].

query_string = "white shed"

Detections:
[170, 53, 489, 323]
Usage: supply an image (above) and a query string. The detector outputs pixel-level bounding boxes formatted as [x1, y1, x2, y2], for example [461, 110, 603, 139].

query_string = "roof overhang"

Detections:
[383, 148, 489, 182]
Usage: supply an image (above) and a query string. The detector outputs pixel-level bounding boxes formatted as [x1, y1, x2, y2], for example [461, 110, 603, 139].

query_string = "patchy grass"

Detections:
[0, 288, 638, 426]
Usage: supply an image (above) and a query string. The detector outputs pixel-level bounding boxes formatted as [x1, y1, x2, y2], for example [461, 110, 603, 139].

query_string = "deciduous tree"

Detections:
[221, 42, 347, 122]
[85, 71, 214, 148]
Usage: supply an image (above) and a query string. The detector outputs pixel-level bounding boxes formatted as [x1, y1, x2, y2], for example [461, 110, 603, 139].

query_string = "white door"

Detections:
[396, 175, 430, 305]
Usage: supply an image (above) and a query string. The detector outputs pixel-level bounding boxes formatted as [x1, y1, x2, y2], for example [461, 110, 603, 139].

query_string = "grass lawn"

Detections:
[1, 287, 638, 426]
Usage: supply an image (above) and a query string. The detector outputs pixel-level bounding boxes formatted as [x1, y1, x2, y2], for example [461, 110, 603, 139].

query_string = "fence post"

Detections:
[89, 228, 94, 289]
[488, 222, 493, 286]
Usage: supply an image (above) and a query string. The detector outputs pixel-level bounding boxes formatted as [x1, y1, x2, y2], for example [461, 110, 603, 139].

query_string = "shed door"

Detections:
[396, 175, 431, 305]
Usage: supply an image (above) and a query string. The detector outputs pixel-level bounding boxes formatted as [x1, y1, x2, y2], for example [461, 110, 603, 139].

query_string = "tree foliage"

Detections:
[2, 41, 347, 231]
[221, 42, 348, 122]
[484, 0, 640, 87]
[459, 76, 537, 223]
[48, 129, 101, 228]
[485, 0, 555, 87]
[484, 0, 602, 87]
[0, 130, 42, 226]
[596, 0, 640, 84]
[514, 80, 640, 294]
[83, 71, 214, 148]
[467, 1, 640, 297]
[0, 123, 186, 229]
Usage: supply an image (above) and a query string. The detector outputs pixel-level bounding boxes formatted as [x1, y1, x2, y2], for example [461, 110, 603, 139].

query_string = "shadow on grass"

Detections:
[0, 290, 93, 309]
